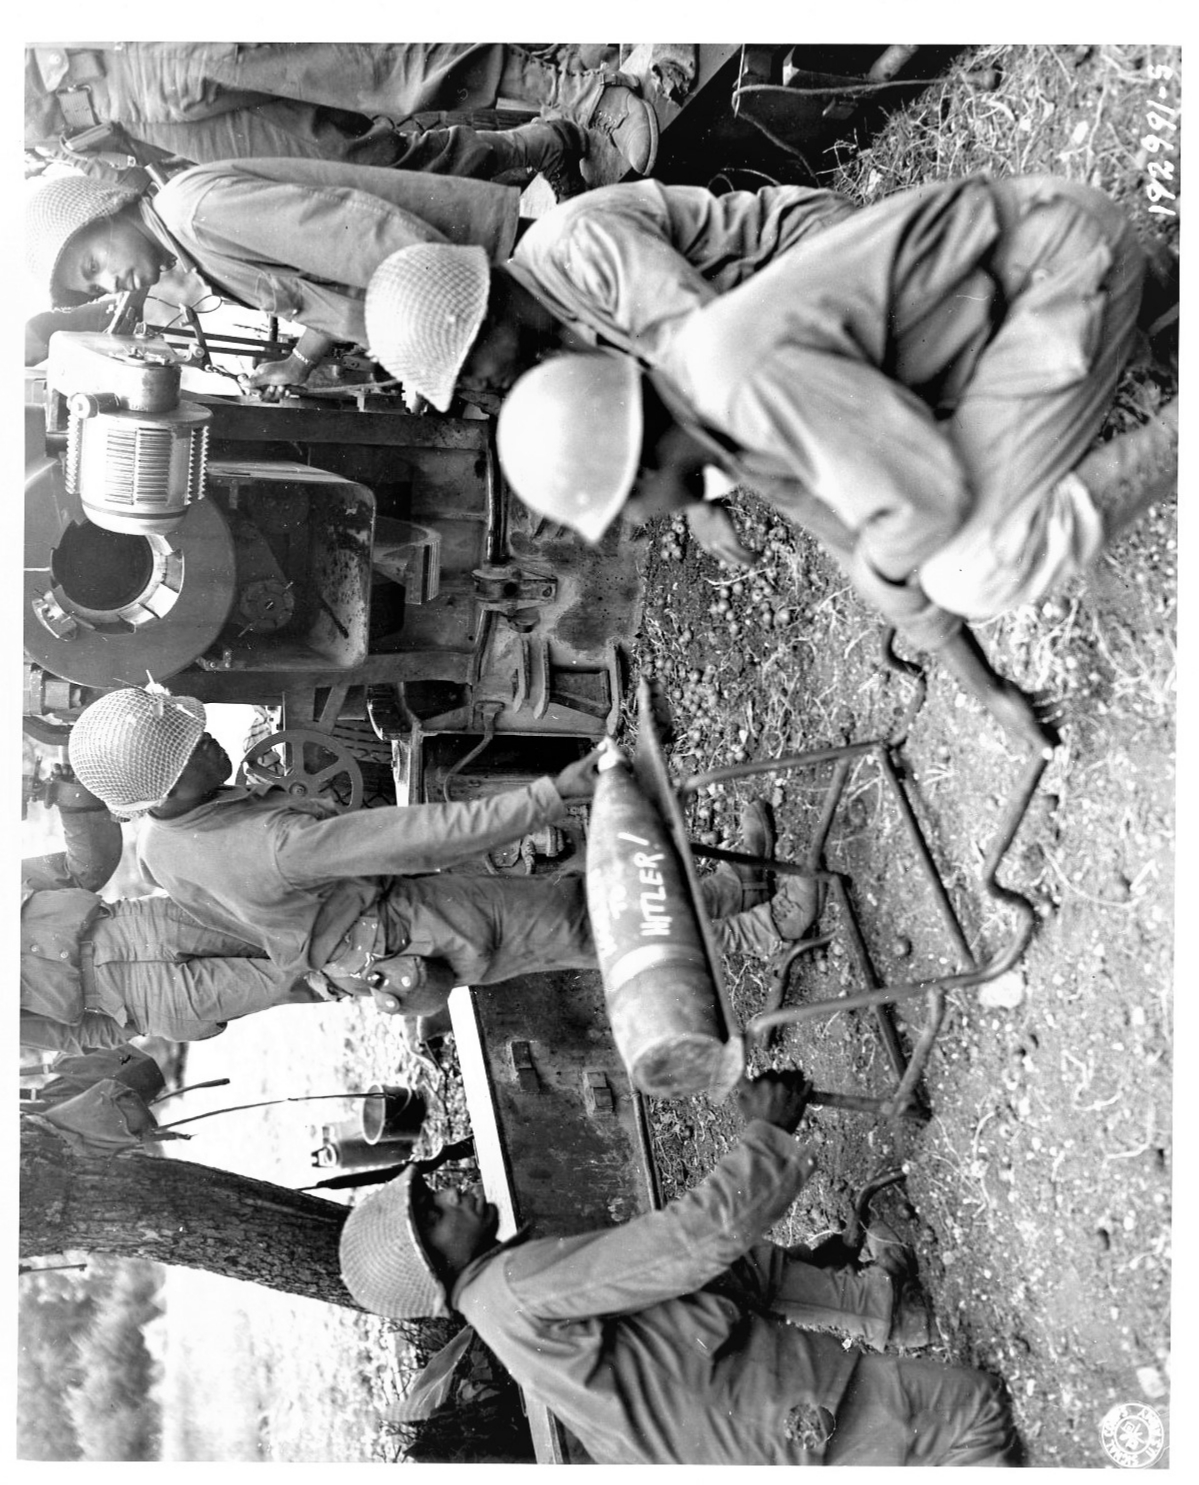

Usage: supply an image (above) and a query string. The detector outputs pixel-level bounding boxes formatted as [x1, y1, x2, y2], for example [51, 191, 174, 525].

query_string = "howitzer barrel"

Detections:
[586, 745, 725, 1096]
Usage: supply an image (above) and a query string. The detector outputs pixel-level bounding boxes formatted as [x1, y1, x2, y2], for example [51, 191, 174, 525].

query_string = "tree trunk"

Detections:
[21, 1122, 357, 1310]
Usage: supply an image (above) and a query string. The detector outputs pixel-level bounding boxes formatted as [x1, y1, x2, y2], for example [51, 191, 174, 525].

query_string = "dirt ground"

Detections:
[624, 43, 1177, 1470]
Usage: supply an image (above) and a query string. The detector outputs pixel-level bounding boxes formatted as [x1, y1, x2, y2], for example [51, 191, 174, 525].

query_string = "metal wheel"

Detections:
[238, 728, 365, 811]
[23, 715, 74, 748]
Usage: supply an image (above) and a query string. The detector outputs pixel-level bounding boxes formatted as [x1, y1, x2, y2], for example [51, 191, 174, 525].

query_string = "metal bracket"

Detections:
[365, 684, 416, 741]
[509, 1040, 541, 1094]
[472, 563, 557, 626]
[584, 1069, 616, 1116]
[32, 594, 80, 642]
[373, 517, 442, 603]
[513, 634, 551, 719]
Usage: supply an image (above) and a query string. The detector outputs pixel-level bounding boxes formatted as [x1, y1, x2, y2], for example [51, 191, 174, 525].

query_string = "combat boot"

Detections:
[1068, 397, 1179, 544]
[862, 1221, 933, 1350]
[583, 85, 660, 179]
[702, 799, 777, 916]
[862, 1219, 915, 1279]
[711, 868, 826, 959]
[476, 118, 587, 199]
[887, 1281, 933, 1351]
[770, 870, 826, 941]
[731, 799, 776, 907]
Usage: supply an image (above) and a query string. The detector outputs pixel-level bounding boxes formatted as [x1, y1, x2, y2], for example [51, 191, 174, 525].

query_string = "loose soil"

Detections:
[626, 43, 1178, 1470]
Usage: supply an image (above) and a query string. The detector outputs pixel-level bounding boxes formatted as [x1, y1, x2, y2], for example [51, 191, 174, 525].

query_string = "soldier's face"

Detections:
[168, 733, 231, 803]
[411, 1177, 499, 1274]
[458, 316, 541, 395]
[57, 216, 168, 300]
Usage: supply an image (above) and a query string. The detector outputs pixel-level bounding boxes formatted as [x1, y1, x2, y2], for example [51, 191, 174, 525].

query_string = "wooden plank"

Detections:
[448, 987, 519, 1242]
[448, 986, 573, 1464]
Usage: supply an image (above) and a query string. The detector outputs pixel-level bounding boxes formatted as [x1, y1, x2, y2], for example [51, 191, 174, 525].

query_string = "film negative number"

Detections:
[1142, 72, 1179, 217]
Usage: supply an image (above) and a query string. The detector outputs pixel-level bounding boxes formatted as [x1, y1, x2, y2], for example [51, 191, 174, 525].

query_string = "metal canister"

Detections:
[360, 1083, 427, 1146]
[310, 1135, 401, 1171]
[586, 745, 724, 1096]
[312, 1112, 423, 1169]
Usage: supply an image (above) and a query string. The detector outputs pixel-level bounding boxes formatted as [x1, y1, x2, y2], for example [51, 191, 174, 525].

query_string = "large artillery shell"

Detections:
[586, 755, 725, 1096]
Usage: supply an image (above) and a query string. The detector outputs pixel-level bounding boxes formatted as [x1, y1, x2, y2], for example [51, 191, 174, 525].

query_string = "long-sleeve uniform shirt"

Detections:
[454, 1119, 1015, 1465]
[648, 174, 1145, 646]
[507, 179, 857, 364]
[136, 778, 588, 987]
[135, 782, 838, 993]
[454, 1120, 861, 1464]
[145, 158, 521, 345]
[21, 810, 295, 1052]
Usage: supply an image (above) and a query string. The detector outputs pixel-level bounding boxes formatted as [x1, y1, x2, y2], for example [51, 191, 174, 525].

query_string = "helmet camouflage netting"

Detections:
[68, 686, 206, 818]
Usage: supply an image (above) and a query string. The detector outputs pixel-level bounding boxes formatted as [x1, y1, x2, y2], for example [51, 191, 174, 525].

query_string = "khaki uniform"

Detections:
[25, 44, 608, 181]
[21, 812, 300, 1053]
[651, 175, 1145, 646]
[147, 157, 521, 344]
[454, 1120, 1016, 1464]
[136, 781, 805, 1007]
[509, 178, 856, 361]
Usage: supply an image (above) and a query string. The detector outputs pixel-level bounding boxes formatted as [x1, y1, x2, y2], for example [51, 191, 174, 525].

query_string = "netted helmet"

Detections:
[339, 1167, 451, 1319]
[365, 243, 490, 412]
[68, 686, 206, 818]
[496, 352, 642, 542]
[26, 175, 143, 306]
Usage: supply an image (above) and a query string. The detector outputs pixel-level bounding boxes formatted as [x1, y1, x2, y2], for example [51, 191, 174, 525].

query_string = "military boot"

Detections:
[711, 869, 826, 960]
[861, 1220, 932, 1350]
[887, 1282, 933, 1351]
[702, 799, 777, 916]
[1068, 396, 1179, 544]
[581, 85, 660, 180]
[475, 118, 587, 199]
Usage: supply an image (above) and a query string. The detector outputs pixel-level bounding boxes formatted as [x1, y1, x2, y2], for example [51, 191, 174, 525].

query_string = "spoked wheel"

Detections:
[238, 728, 365, 812]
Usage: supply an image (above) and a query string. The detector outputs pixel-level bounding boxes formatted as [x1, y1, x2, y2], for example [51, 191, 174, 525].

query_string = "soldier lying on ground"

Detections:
[339, 1068, 1018, 1465]
[66, 687, 827, 1019]
[25, 42, 659, 194]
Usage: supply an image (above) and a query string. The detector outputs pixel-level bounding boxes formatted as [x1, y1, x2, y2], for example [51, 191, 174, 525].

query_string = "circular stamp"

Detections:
[1100, 1402, 1166, 1468]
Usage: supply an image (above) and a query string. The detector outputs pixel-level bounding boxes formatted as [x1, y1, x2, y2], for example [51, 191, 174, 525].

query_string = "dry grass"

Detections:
[829, 45, 1182, 219]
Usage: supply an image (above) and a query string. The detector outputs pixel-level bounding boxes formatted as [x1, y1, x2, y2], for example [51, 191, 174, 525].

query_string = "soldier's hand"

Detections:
[46, 764, 107, 813]
[242, 355, 311, 399]
[936, 627, 1059, 755]
[685, 501, 758, 569]
[979, 680, 1062, 755]
[553, 746, 604, 802]
[734, 1069, 813, 1134]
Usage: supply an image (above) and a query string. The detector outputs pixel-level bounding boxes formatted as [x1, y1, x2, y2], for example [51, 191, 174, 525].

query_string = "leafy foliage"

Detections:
[18, 1258, 164, 1461]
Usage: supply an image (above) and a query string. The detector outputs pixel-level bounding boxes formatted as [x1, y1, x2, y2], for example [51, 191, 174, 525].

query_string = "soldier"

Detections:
[25, 42, 659, 190]
[489, 176, 1179, 747]
[66, 687, 828, 1019]
[339, 1069, 1018, 1465]
[360, 177, 856, 555]
[20, 764, 323, 1056]
[25, 163, 533, 392]
[362, 176, 857, 405]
